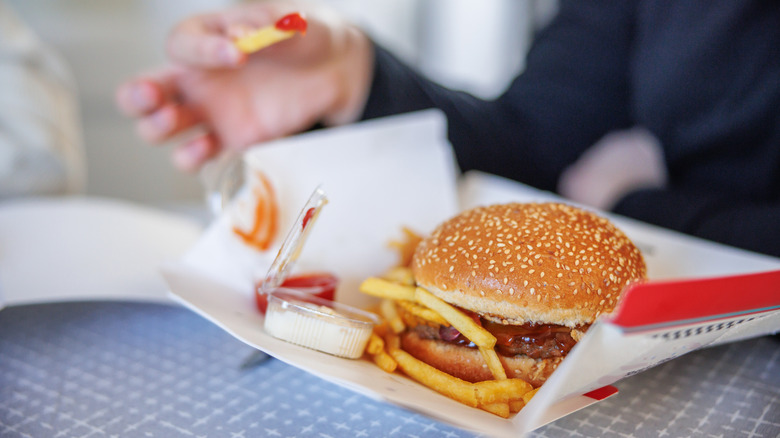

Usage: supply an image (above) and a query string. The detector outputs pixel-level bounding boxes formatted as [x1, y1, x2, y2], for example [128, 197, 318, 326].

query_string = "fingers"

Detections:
[166, 15, 246, 68]
[116, 68, 182, 117]
[116, 80, 163, 117]
[136, 103, 202, 144]
[172, 133, 220, 172]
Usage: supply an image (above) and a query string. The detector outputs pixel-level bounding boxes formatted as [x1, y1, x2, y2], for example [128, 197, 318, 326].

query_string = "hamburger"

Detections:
[397, 202, 646, 387]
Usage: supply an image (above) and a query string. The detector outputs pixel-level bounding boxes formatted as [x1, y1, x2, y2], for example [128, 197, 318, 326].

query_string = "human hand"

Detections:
[116, 2, 373, 172]
[557, 128, 668, 211]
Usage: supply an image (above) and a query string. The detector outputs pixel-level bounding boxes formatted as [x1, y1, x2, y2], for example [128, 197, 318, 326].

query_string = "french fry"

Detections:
[234, 27, 296, 53]
[522, 387, 540, 405]
[380, 299, 406, 334]
[414, 288, 496, 349]
[372, 321, 390, 338]
[388, 347, 479, 408]
[509, 400, 525, 413]
[480, 402, 510, 418]
[384, 330, 402, 351]
[474, 379, 533, 405]
[372, 350, 397, 373]
[387, 227, 423, 267]
[396, 300, 449, 326]
[366, 333, 385, 355]
[360, 278, 416, 301]
[478, 347, 508, 380]
[382, 266, 415, 286]
[233, 13, 307, 54]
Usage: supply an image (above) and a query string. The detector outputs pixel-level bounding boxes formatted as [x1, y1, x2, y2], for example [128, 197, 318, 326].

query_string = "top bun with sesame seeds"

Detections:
[411, 202, 647, 328]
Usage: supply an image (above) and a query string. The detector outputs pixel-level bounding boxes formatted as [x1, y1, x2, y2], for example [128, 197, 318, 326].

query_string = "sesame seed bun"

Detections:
[411, 202, 646, 327]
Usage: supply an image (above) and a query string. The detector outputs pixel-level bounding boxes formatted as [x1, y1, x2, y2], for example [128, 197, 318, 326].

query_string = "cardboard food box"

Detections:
[159, 111, 780, 437]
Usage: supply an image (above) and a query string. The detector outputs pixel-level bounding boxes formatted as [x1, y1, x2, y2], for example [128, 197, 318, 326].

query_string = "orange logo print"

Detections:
[233, 171, 278, 251]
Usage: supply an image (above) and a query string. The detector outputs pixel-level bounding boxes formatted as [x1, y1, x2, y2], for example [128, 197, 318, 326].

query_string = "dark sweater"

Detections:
[361, 0, 780, 258]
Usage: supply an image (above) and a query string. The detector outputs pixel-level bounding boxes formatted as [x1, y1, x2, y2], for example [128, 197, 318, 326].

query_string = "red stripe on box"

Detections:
[609, 270, 780, 329]
[584, 385, 618, 400]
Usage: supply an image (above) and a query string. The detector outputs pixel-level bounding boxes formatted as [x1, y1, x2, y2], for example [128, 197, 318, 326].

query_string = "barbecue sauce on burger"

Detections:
[482, 320, 580, 359]
[412, 308, 584, 360]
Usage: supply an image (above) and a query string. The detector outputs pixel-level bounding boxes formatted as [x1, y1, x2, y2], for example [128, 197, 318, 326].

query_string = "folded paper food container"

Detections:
[160, 112, 780, 437]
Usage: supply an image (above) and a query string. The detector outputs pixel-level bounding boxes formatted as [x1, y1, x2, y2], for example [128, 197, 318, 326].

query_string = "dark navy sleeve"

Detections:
[361, 0, 780, 258]
[614, 188, 780, 257]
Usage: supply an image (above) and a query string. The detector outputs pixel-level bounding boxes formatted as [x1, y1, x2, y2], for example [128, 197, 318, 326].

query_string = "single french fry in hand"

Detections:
[389, 347, 479, 408]
[360, 278, 416, 301]
[474, 379, 533, 405]
[366, 333, 385, 355]
[379, 299, 405, 334]
[372, 350, 397, 373]
[478, 347, 508, 380]
[480, 402, 510, 418]
[233, 12, 307, 54]
[414, 288, 496, 349]
[522, 387, 540, 405]
[234, 27, 296, 53]
[382, 266, 415, 286]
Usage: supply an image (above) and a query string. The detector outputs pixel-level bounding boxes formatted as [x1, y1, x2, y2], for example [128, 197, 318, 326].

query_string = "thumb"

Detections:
[166, 16, 246, 68]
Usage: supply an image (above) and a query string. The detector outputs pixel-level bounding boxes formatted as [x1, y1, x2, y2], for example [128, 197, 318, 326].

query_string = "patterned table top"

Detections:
[2, 301, 778, 438]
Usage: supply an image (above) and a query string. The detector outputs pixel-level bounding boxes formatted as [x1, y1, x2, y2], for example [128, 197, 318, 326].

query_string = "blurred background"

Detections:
[5, 0, 558, 208]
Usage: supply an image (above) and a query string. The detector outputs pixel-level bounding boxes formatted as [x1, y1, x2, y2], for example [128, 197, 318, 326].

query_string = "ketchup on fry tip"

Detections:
[275, 13, 307, 34]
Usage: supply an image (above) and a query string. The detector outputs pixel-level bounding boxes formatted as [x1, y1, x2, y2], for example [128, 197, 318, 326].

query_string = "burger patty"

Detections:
[411, 320, 580, 360]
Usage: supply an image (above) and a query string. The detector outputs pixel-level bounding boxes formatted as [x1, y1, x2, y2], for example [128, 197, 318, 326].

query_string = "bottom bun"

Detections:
[400, 330, 562, 388]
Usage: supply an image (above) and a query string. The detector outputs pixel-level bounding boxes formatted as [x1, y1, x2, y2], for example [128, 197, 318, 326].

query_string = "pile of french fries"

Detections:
[360, 269, 539, 418]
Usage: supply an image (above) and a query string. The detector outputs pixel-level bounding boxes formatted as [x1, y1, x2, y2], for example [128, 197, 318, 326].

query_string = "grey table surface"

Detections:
[1, 301, 778, 438]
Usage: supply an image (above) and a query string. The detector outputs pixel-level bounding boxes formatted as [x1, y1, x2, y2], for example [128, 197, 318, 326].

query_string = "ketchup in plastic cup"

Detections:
[255, 272, 338, 314]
